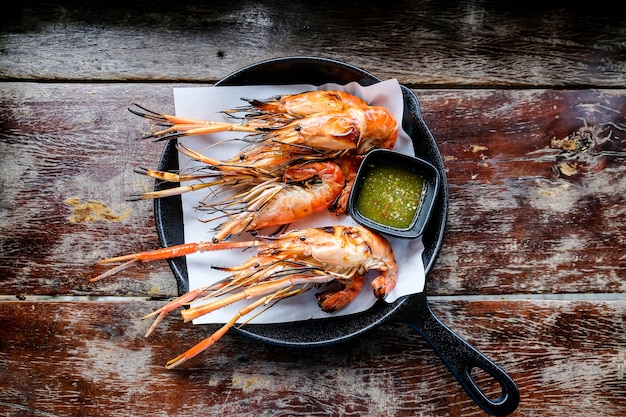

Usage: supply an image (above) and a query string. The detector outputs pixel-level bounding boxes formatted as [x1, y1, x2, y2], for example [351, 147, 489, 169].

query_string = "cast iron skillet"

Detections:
[153, 57, 519, 416]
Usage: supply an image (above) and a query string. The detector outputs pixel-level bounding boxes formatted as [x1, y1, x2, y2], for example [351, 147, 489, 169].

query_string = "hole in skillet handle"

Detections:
[348, 149, 440, 239]
[401, 293, 520, 416]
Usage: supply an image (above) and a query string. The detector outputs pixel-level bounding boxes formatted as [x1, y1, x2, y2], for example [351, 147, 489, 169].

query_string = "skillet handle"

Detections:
[400, 293, 520, 416]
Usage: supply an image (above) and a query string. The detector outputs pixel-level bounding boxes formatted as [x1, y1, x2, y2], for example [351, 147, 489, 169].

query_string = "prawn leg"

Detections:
[315, 274, 365, 312]
[129, 103, 258, 141]
[177, 144, 277, 178]
[133, 167, 214, 183]
[180, 274, 333, 323]
[92, 240, 265, 282]
[166, 279, 330, 369]
[129, 154, 276, 201]
[141, 259, 288, 337]
[129, 166, 238, 201]
[165, 291, 281, 370]
[142, 286, 213, 337]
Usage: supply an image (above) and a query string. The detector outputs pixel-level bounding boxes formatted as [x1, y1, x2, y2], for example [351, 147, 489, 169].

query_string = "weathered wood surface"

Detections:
[2, 1, 625, 87]
[1, 1, 626, 416]
[1, 300, 625, 417]
[1, 83, 624, 297]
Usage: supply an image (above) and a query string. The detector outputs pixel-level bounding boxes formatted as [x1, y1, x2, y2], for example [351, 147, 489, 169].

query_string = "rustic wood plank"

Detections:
[416, 89, 626, 295]
[1, 83, 625, 297]
[0, 299, 624, 416]
[2, 3, 624, 416]
[0, 83, 179, 298]
[2, 1, 625, 86]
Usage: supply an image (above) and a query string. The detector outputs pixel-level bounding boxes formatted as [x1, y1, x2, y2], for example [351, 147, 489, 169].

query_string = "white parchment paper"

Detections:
[172, 79, 425, 324]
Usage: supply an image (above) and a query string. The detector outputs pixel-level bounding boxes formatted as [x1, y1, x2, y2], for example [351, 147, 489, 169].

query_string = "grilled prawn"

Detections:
[93, 225, 398, 369]
[129, 91, 397, 217]
[131, 103, 397, 156]
[135, 160, 345, 242]
[127, 90, 397, 241]
[223, 90, 370, 126]
[203, 160, 346, 242]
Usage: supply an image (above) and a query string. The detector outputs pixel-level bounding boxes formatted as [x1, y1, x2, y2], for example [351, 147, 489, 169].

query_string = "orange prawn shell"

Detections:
[211, 161, 345, 241]
[260, 225, 398, 296]
[248, 90, 370, 118]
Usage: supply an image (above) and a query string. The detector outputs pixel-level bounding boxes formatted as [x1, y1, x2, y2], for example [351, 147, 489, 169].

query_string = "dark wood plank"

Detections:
[2, 1, 625, 86]
[0, 299, 624, 416]
[2, 83, 624, 297]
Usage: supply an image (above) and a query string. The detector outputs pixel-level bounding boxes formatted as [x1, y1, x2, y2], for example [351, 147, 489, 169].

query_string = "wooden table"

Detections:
[1, 2, 625, 416]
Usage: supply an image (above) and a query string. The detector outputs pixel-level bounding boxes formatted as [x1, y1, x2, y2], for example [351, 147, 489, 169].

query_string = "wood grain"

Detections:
[0, 83, 178, 298]
[417, 89, 626, 295]
[1, 299, 624, 417]
[2, 2, 626, 416]
[2, 1, 625, 87]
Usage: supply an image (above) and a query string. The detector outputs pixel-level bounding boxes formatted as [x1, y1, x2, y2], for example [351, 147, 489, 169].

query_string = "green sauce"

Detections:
[356, 163, 424, 229]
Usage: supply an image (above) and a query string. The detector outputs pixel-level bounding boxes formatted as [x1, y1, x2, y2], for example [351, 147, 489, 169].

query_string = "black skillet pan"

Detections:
[153, 57, 519, 416]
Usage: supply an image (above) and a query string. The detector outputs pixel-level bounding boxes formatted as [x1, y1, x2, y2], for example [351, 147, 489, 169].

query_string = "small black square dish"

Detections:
[349, 149, 440, 239]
